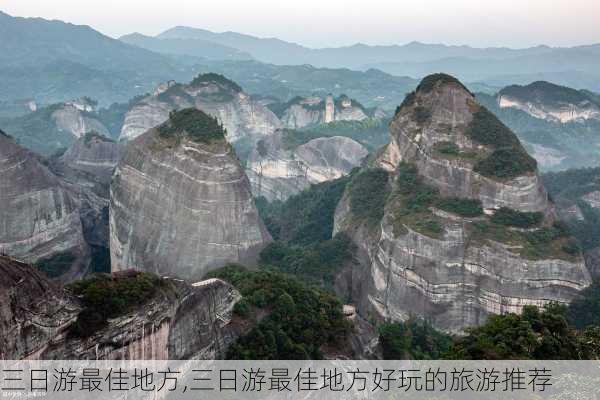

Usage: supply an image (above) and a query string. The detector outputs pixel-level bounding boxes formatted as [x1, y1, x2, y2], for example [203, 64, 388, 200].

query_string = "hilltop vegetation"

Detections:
[467, 106, 537, 179]
[206, 265, 351, 359]
[477, 92, 600, 171]
[67, 272, 169, 337]
[158, 108, 226, 143]
[499, 81, 600, 108]
[190, 72, 243, 92]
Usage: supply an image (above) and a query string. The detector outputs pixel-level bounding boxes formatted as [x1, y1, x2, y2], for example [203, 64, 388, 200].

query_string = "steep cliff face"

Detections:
[58, 132, 120, 184]
[110, 108, 272, 281]
[0, 132, 88, 281]
[51, 132, 120, 260]
[0, 256, 77, 359]
[0, 257, 242, 360]
[279, 95, 369, 129]
[51, 99, 110, 138]
[334, 74, 591, 333]
[247, 130, 368, 201]
[498, 81, 600, 123]
[120, 73, 282, 144]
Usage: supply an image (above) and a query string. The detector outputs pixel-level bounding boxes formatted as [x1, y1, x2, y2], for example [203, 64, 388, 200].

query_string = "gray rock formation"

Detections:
[280, 95, 369, 129]
[334, 74, 591, 333]
[498, 81, 600, 123]
[110, 108, 272, 281]
[58, 132, 120, 184]
[51, 99, 110, 139]
[247, 130, 368, 201]
[0, 131, 89, 281]
[51, 132, 120, 256]
[0, 256, 243, 360]
[120, 73, 282, 144]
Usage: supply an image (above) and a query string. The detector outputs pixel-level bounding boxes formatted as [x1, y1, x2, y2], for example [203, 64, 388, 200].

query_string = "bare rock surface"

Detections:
[110, 109, 272, 281]
[0, 256, 242, 360]
[120, 74, 282, 144]
[0, 131, 88, 280]
[247, 130, 368, 201]
[334, 74, 591, 333]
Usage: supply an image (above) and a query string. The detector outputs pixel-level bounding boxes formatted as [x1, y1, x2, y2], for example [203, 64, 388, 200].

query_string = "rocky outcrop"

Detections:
[0, 132, 89, 281]
[498, 81, 600, 123]
[0, 256, 243, 360]
[120, 73, 282, 144]
[280, 95, 369, 129]
[247, 130, 368, 201]
[51, 132, 120, 255]
[57, 132, 120, 184]
[1, 99, 111, 157]
[110, 108, 272, 281]
[0, 255, 77, 359]
[334, 74, 591, 333]
[51, 99, 110, 139]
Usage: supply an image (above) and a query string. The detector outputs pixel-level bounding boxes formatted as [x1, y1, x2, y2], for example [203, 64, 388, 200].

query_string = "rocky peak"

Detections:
[110, 109, 272, 281]
[497, 81, 600, 123]
[379, 73, 546, 213]
[188, 72, 243, 93]
[334, 73, 591, 333]
[120, 74, 281, 143]
[157, 108, 227, 144]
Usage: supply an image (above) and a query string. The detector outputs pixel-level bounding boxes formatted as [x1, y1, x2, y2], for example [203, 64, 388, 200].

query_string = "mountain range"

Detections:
[152, 26, 600, 90]
[2, 10, 599, 110]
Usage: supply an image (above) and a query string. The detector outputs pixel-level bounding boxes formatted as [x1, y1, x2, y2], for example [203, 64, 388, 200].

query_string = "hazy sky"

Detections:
[2, 0, 599, 48]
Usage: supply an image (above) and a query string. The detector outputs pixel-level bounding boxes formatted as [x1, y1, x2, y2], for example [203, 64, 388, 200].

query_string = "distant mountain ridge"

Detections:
[154, 26, 600, 91]
[119, 32, 254, 61]
[0, 11, 202, 105]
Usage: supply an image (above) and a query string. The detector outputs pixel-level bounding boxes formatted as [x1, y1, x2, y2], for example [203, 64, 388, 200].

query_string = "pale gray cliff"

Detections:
[51, 100, 110, 139]
[58, 132, 120, 184]
[497, 81, 600, 123]
[51, 132, 120, 254]
[110, 109, 272, 281]
[120, 74, 282, 143]
[0, 256, 242, 360]
[280, 95, 369, 129]
[247, 130, 368, 201]
[0, 132, 89, 281]
[334, 74, 592, 333]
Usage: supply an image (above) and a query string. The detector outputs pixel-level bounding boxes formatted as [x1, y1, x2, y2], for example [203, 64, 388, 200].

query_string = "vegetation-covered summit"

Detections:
[158, 108, 226, 143]
[190, 72, 242, 92]
[500, 81, 600, 108]
[66, 271, 170, 337]
[416, 73, 471, 95]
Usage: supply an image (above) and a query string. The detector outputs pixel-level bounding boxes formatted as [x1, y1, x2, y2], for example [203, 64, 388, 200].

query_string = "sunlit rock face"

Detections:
[246, 130, 368, 201]
[120, 74, 282, 144]
[0, 256, 241, 360]
[110, 109, 272, 281]
[0, 131, 88, 281]
[497, 81, 600, 123]
[334, 74, 591, 333]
